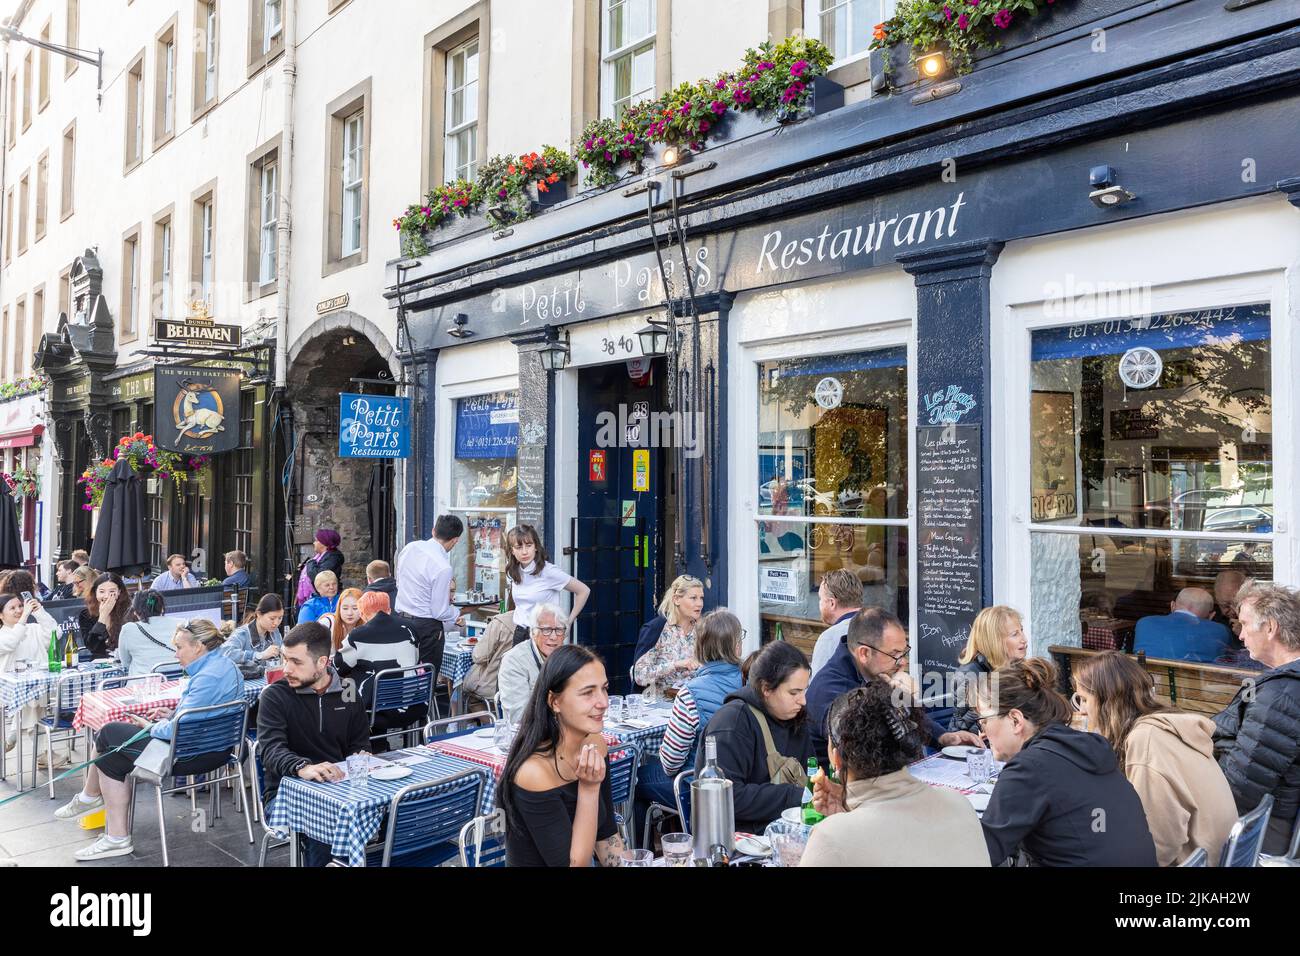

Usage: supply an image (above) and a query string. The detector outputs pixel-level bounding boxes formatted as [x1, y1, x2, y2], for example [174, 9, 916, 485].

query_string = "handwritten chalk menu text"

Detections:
[917, 424, 983, 675]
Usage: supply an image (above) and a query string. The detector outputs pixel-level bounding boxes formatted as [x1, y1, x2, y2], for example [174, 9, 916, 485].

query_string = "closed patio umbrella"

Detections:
[0, 478, 24, 570]
[89, 458, 149, 575]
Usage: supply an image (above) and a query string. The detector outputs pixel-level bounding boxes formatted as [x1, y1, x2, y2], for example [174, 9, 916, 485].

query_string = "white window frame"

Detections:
[126, 237, 140, 335]
[803, 0, 896, 69]
[160, 220, 173, 319]
[996, 271, 1293, 645]
[341, 111, 364, 257]
[263, 0, 283, 55]
[443, 38, 479, 184]
[163, 40, 176, 135]
[131, 66, 144, 161]
[600, 0, 656, 120]
[258, 160, 278, 284]
[201, 199, 214, 303]
[204, 4, 218, 102]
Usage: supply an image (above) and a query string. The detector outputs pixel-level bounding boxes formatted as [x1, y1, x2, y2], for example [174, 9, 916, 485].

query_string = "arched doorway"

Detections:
[285, 313, 400, 592]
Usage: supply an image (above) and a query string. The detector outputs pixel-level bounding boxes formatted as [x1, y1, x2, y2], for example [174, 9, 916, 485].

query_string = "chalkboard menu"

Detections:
[516, 443, 547, 531]
[916, 424, 983, 676]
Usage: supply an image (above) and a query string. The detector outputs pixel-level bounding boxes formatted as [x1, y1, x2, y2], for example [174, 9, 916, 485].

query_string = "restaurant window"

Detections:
[443, 39, 478, 183]
[154, 20, 178, 148]
[449, 390, 519, 604]
[125, 52, 145, 172]
[804, 1, 896, 67]
[1027, 305, 1273, 665]
[601, 0, 655, 120]
[232, 390, 255, 557]
[756, 348, 910, 645]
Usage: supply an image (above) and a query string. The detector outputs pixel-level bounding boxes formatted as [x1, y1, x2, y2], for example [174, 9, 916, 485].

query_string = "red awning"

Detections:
[0, 424, 43, 449]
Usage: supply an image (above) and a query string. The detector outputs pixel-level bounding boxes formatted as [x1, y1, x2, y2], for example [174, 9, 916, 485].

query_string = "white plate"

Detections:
[942, 745, 985, 760]
[735, 834, 772, 857]
[370, 765, 412, 781]
[967, 791, 991, 812]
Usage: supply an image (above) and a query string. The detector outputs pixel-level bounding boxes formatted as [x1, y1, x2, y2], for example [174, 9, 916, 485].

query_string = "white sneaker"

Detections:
[74, 836, 134, 862]
[54, 793, 104, 820]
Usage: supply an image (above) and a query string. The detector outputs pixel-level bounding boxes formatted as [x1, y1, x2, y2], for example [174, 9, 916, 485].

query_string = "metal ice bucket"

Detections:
[691, 776, 735, 863]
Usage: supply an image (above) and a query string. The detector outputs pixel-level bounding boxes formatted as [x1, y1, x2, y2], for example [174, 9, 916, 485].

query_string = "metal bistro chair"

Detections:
[366, 769, 488, 867]
[128, 699, 254, 867]
[423, 711, 495, 744]
[458, 808, 507, 867]
[247, 737, 290, 867]
[641, 766, 696, 847]
[33, 667, 112, 798]
[607, 741, 641, 849]
[151, 661, 185, 680]
[1179, 847, 1208, 867]
[1259, 805, 1300, 867]
[368, 664, 438, 751]
[1218, 794, 1274, 868]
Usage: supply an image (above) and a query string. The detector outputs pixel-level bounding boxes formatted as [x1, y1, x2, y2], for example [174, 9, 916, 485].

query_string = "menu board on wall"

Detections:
[515, 443, 547, 531]
[916, 424, 983, 677]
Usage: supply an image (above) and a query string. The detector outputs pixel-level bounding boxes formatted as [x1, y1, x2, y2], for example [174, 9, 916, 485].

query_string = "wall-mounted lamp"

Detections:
[537, 328, 571, 372]
[661, 145, 688, 168]
[1089, 164, 1136, 209]
[636, 315, 671, 357]
[918, 51, 947, 80]
[341, 335, 357, 346]
[486, 205, 517, 228]
[447, 313, 474, 339]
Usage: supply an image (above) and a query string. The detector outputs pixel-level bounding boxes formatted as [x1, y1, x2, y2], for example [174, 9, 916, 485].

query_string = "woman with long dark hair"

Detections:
[499, 644, 626, 866]
[504, 524, 590, 646]
[78, 573, 129, 659]
[116, 590, 177, 675]
[222, 594, 286, 665]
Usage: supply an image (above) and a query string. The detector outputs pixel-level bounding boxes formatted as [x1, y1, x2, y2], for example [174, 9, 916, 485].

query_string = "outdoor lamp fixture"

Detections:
[486, 205, 517, 228]
[661, 145, 688, 168]
[341, 335, 357, 346]
[636, 315, 671, 357]
[1089, 165, 1136, 209]
[447, 313, 474, 339]
[537, 328, 572, 372]
[918, 51, 947, 80]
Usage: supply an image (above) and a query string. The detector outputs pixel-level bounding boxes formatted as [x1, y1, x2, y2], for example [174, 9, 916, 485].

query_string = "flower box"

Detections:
[535, 178, 570, 208]
[777, 77, 844, 123]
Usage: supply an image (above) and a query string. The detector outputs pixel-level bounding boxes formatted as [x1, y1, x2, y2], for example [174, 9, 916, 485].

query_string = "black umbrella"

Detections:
[89, 458, 149, 574]
[0, 478, 24, 569]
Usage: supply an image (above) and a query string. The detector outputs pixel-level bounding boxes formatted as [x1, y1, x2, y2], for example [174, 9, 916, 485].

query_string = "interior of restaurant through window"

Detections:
[755, 348, 909, 656]
[448, 389, 519, 604]
[1028, 304, 1272, 666]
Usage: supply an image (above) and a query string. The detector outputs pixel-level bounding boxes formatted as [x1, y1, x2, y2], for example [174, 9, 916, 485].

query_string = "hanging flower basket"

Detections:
[3, 466, 40, 500]
[78, 432, 201, 509]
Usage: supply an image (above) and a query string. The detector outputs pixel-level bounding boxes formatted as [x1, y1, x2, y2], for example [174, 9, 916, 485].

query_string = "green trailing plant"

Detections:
[3, 466, 39, 500]
[575, 117, 643, 189]
[871, 0, 1058, 75]
[394, 178, 484, 256]
[731, 36, 835, 115]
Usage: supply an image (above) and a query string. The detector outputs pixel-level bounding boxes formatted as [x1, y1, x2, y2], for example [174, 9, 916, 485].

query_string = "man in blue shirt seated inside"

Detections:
[150, 553, 201, 591]
[1135, 587, 1233, 663]
[223, 549, 251, 589]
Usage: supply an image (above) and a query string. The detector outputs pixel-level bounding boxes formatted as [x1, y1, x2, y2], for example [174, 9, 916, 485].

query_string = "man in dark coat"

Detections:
[363, 559, 399, 607]
[1212, 581, 1300, 855]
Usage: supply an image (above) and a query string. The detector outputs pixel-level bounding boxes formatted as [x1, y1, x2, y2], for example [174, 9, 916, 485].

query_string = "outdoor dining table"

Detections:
[266, 746, 494, 867]
[908, 751, 1003, 817]
[71, 676, 267, 734]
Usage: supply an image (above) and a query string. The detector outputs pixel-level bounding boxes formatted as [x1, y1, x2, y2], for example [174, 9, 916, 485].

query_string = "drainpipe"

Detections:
[274, 0, 297, 390]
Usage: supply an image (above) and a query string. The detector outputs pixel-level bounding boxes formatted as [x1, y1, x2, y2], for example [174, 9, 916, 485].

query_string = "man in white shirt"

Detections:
[498, 603, 567, 723]
[393, 514, 464, 681]
[809, 569, 866, 676]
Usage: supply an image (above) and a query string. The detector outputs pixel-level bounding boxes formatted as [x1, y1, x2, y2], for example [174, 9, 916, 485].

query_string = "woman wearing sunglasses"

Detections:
[976, 658, 1157, 866]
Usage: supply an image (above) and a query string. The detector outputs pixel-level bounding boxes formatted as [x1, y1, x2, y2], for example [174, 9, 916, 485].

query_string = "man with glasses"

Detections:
[806, 607, 982, 766]
[498, 603, 568, 723]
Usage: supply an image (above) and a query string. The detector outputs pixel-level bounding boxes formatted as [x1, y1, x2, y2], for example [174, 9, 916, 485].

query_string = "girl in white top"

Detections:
[1, 592, 57, 752]
[505, 525, 590, 647]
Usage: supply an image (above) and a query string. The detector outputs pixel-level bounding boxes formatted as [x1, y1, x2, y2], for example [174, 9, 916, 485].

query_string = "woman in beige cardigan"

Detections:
[801, 680, 989, 867]
[462, 610, 517, 713]
[1073, 651, 1238, 865]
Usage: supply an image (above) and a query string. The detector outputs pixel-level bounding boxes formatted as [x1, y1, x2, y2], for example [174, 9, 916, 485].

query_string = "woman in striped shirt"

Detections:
[657, 609, 745, 777]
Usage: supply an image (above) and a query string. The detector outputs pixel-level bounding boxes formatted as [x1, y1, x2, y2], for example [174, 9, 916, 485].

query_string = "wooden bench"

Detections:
[1049, 644, 1259, 716]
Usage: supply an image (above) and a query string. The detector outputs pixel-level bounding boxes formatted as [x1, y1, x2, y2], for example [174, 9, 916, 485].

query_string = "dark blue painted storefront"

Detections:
[388, 2, 1300, 676]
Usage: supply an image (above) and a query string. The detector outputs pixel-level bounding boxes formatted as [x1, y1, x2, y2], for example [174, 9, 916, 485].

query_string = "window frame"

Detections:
[420, 4, 490, 196]
[153, 205, 176, 327]
[322, 79, 371, 275]
[31, 285, 44, 372]
[193, 0, 220, 120]
[35, 150, 48, 242]
[154, 18, 179, 150]
[66, 0, 80, 78]
[244, 135, 281, 299]
[191, 179, 218, 310]
[17, 169, 30, 256]
[121, 224, 143, 342]
[38, 20, 51, 112]
[12, 296, 26, 377]
[248, 0, 285, 77]
[600, 0, 657, 121]
[443, 38, 479, 184]
[60, 120, 75, 221]
[22, 51, 33, 131]
[803, 0, 896, 71]
[124, 50, 146, 174]
[4, 187, 13, 264]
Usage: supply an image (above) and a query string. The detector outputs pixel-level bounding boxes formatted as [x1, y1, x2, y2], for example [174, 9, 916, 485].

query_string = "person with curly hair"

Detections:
[801, 680, 989, 867]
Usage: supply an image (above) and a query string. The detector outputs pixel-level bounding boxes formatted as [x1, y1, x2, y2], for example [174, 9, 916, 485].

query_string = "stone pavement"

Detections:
[0, 739, 277, 868]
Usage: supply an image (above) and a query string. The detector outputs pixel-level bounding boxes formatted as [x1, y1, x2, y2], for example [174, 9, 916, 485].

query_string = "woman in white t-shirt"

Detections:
[505, 525, 590, 646]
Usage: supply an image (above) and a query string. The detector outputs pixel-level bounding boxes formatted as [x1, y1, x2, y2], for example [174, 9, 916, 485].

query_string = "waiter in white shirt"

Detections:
[393, 514, 465, 680]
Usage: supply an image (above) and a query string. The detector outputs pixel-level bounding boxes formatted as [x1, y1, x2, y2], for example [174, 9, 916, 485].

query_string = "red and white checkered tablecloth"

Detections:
[72, 681, 183, 733]
[1082, 618, 1135, 651]
[425, 730, 628, 779]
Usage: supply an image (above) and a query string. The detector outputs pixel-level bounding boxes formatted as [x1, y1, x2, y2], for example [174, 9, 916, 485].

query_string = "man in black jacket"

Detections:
[364, 560, 399, 608]
[1212, 581, 1300, 855]
[335, 594, 426, 748]
[257, 621, 370, 867]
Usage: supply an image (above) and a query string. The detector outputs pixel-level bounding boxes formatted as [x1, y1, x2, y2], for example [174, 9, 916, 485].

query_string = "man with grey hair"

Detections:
[497, 603, 568, 722]
[1212, 580, 1300, 856]
[810, 569, 866, 676]
[1134, 586, 1233, 662]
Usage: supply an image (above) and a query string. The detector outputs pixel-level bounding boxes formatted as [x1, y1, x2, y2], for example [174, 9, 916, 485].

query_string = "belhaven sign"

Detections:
[338, 393, 411, 459]
[155, 318, 241, 346]
[153, 366, 243, 455]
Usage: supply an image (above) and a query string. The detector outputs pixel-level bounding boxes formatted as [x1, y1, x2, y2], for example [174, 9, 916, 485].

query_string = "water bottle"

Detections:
[47, 629, 63, 674]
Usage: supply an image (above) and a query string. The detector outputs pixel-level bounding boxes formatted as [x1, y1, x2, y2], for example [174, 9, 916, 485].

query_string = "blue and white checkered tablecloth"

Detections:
[440, 642, 474, 687]
[266, 747, 494, 867]
[0, 664, 124, 710]
[242, 677, 267, 705]
[606, 702, 673, 759]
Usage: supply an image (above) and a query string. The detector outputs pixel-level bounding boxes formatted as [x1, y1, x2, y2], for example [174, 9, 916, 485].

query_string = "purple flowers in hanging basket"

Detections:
[710, 100, 726, 115]
[790, 59, 809, 78]
[781, 81, 806, 104]
[993, 8, 1013, 28]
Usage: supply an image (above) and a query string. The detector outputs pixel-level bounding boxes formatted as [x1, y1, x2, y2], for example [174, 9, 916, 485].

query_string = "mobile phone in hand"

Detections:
[20, 590, 34, 603]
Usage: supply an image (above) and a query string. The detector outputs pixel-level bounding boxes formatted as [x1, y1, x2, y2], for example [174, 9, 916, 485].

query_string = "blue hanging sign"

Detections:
[338, 393, 411, 459]
[456, 391, 520, 459]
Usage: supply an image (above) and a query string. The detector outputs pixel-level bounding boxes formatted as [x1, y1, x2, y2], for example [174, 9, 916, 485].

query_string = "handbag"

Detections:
[132, 737, 173, 782]
[746, 705, 806, 787]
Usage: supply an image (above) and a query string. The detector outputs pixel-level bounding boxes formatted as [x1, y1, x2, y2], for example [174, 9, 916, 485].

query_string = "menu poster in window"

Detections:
[1030, 391, 1078, 522]
[760, 565, 800, 605]
[455, 392, 520, 459]
[516, 443, 546, 530]
[758, 446, 807, 512]
[916, 424, 983, 675]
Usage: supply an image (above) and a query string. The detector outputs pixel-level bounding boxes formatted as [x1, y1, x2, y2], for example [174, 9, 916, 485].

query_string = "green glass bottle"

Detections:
[775, 622, 785, 642]
[801, 757, 824, 825]
[48, 629, 63, 673]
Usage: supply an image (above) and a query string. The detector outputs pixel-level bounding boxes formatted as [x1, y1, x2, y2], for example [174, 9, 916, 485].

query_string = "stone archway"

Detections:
[286, 312, 401, 589]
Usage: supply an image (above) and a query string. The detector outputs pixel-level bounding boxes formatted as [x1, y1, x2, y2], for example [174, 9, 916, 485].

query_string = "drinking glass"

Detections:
[764, 820, 811, 867]
[346, 753, 370, 789]
[967, 748, 991, 785]
[643, 682, 658, 706]
[620, 848, 654, 867]
[607, 696, 624, 724]
[626, 694, 644, 720]
[661, 832, 693, 867]
[493, 720, 515, 754]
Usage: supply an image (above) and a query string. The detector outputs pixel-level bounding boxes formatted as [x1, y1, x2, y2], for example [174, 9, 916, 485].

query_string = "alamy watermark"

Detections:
[594, 403, 704, 459]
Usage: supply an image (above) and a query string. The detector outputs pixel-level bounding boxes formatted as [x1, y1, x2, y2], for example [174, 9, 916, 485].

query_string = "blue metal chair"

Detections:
[608, 741, 640, 849]
[151, 661, 185, 679]
[673, 769, 693, 835]
[458, 809, 507, 867]
[1219, 794, 1274, 867]
[365, 769, 487, 867]
[247, 737, 290, 867]
[1179, 847, 1208, 867]
[642, 765, 696, 847]
[422, 711, 494, 744]
[128, 699, 254, 867]
[1259, 804, 1300, 867]
[34, 668, 114, 798]
[368, 665, 437, 750]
